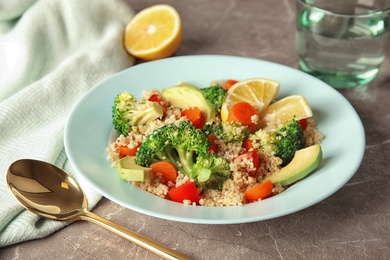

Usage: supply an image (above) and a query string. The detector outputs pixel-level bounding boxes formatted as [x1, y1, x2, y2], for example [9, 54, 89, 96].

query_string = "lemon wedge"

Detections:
[258, 95, 313, 128]
[220, 78, 280, 122]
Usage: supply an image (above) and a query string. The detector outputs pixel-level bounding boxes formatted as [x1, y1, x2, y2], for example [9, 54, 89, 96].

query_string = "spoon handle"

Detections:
[79, 211, 192, 260]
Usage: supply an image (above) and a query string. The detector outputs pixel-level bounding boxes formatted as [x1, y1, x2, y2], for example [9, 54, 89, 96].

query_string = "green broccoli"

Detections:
[203, 121, 249, 142]
[201, 85, 227, 114]
[250, 118, 304, 166]
[134, 120, 210, 176]
[191, 152, 231, 191]
[112, 91, 164, 136]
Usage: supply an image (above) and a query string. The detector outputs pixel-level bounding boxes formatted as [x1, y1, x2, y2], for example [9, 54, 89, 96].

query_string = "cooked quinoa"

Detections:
[106, 83, 324, 207]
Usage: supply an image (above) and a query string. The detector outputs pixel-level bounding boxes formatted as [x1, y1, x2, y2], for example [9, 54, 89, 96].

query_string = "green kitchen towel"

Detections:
[0, 0, 135, 247]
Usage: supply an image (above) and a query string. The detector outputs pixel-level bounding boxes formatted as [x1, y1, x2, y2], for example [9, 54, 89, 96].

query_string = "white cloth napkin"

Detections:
[0, 0, 135, 247]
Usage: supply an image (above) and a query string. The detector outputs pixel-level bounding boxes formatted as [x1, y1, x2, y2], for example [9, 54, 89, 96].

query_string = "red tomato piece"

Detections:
[167, 182, 200, 204]
[234, 150, 260, 176]
[208, 134, 218, 153]
[299, 118, 308, 130]
[148, 93, 162, 103]
[243, 138, 254, 151]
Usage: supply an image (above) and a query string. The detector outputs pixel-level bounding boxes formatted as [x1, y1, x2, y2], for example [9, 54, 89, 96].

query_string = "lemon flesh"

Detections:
[258, 95, 313, 128]
[221, 78, 280, 122]
[124, 4, 182, 61]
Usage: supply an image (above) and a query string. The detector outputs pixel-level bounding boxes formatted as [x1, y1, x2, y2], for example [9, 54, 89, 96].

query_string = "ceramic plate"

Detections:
[64, 55, 365, 224]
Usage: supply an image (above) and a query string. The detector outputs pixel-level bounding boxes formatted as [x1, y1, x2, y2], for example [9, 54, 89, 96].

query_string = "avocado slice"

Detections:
[117, 156, 151, 181]
[161, 84, 216, 122]
[263, 144, 322, 186]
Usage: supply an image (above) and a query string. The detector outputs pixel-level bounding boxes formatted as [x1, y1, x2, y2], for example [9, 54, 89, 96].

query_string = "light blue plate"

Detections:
[64, 55, 365, 224]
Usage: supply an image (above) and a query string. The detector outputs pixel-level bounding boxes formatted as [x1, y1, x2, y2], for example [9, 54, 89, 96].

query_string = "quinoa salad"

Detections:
[106, 79, 324, 207]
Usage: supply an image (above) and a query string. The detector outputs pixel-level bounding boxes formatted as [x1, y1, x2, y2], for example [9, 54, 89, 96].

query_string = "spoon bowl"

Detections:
[7, 159, 190, 260]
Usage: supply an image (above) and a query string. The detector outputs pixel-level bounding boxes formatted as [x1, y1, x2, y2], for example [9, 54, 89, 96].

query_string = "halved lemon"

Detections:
[220, 78, 280, 122]
[124, 4, 182, 61]
[258, 95, 313, 128]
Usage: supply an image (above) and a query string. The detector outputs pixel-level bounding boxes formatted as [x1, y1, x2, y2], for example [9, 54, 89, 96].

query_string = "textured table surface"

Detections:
[2, 0, 389, 259]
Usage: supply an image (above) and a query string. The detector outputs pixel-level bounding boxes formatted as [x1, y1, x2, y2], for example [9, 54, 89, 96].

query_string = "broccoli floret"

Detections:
[191, 153, 231, 191]
[112, 91, 164, 136]
[201, 85, 227, 114]
[250, 118, 304, 166]
[135, 120, 210, 176]
[203, 121, 249, 142]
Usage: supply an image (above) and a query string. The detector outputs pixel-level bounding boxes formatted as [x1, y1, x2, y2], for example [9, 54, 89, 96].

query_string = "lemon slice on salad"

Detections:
[220, 78, 280, 122]
[258, 95, 313, 128]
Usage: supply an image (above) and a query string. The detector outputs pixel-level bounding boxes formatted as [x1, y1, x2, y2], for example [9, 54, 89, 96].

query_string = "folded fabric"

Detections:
[0, 0, 135, 247]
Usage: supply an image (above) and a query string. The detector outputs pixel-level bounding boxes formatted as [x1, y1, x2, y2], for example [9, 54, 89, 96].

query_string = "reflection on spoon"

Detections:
[7, 159, 191, 260]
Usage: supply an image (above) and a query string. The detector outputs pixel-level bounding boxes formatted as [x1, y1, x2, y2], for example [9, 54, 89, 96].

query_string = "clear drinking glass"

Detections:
[296, 0, 390, 89]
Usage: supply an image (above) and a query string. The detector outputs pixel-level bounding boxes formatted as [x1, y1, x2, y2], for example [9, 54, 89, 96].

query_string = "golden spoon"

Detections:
[6, 159, 191, 260]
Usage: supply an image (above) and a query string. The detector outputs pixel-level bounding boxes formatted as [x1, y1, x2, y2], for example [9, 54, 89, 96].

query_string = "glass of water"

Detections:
[296, 0, 390, 89]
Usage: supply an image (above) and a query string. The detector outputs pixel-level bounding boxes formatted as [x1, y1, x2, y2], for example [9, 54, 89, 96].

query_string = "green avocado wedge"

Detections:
[263, 144, 323, 186]
[117, 156, 151, 181]
[161, 84, 216, 122]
